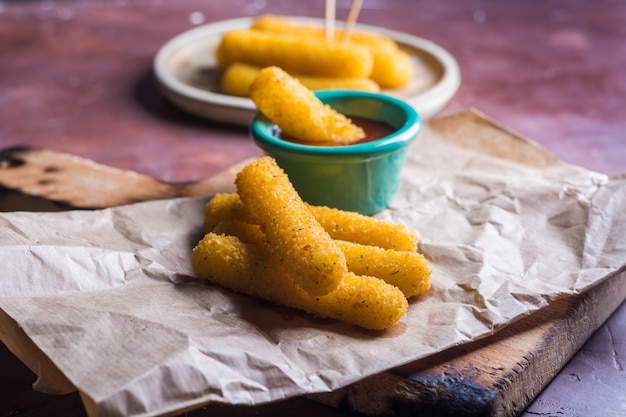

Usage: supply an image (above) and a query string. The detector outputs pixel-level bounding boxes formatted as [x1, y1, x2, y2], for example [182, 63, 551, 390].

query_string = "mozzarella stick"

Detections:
[191, 233, 408, 330]
[251, 15, 413, 88]
[213, 217, 430, 299]
[307, 204, 419, 252]
[219, 62, 257, 97]
[203, 192, 243, 234]
[336, 240, 431, 298]
[369, 47, 414, 89]
[212, 218, 265, 246]
[203, 192, 419, 252]
[249, 66, 365, 145]
[252, 15, 398, 53]
[236, 156, 347, 296]
[296, 74, 380, 92]
[221, 62, 380, 97]
[216, 29, 373, 78]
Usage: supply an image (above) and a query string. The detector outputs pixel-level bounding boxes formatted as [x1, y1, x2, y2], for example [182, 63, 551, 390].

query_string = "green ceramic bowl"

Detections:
[250, 90, 421, 215]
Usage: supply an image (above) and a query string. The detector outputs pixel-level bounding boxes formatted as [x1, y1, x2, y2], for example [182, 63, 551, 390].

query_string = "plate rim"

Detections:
[153, 16, 461, 123]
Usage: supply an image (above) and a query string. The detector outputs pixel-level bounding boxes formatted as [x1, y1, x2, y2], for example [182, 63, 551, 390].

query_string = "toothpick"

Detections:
[342, 0, 363, 41]
[325, 0, 336, 42]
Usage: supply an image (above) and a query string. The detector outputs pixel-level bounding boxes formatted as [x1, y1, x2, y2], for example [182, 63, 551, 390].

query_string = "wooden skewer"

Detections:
[342, 0, 364, 41]
[325, 0, 336, 42]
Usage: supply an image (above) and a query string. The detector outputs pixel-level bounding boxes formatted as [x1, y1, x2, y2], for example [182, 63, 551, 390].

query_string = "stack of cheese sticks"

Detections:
[191, 157, 431, 330]
[216, 15, 414, 98]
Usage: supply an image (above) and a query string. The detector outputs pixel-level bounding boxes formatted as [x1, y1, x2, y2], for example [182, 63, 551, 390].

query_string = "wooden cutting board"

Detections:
[309, 272, 626, 417]
[1, 110, 625, 417]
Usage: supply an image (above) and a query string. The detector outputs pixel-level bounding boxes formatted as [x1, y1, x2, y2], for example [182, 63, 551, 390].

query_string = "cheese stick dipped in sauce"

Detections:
[250, 66, 365, 145]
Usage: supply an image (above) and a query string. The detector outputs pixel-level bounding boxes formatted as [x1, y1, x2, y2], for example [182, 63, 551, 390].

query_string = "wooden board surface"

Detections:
[308, 270, 626, 417]
[1, 111, 625, 417]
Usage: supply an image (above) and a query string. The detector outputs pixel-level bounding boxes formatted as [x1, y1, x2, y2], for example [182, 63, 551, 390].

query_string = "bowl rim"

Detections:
[251, 90, 421, 157]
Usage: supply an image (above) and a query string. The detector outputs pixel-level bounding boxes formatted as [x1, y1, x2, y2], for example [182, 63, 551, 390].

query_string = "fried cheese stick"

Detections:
[216, 29, 373, 78]
[212, 218, 431, 299]
[249, 66, 365, 145]
[251, 15, 413, 88]
[203, 192, 243, 233]
[368, 47, 414, 89]
[203, 192, 419, 252]
[252, 15, 398, 50]
[212, 218, 265, 246]
[336, 240, 430, 298]
[236, 156, 347, 296]
[307, 204, 419, 252]
[191, 233, 408, 330]
[221, 62, 380, 97]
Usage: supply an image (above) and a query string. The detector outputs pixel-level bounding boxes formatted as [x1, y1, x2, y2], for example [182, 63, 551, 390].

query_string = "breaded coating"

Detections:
[236, 157, 347, 296]
[251, 15, 413, 88]
[212, 218, 265, 246]
[249, 66, 365, 145]
[203, 192, 419, 251]
[307, 204, 419, 252]
[216, 29, 373, 78]
[212, 217, 430, 299]
[191, 233, 408, 330]
[337, 240, 431, 298]
[251, 15, 398, 54]
[203, 192, 244, 234]
[221, 62, 379, 97]
[294, 73, 379, 93]
[220, 62, 258, 97]
[369, 47, 414, 89]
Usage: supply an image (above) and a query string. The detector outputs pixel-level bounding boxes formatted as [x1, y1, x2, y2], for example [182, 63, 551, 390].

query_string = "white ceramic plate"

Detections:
[154, 17, 461, 126]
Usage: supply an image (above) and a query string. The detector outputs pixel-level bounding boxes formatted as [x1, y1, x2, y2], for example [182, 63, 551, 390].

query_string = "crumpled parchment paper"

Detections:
[1, 113, 625, 417]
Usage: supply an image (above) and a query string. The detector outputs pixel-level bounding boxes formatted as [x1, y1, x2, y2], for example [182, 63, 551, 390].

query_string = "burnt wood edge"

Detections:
[0, 145, 99, 210]
[0, 145, 35, 171]
[307, 269, 626, 417]
[0, 145, 245, 209]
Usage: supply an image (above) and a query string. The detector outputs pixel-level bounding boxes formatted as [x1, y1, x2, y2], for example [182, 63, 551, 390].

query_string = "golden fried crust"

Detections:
[337, 240, 431, 298]
[192, 159, 430, 329]
[221, 62, 380, 98]
[203, 192, 419, 252]
[236, 157, 347, 296]
[216, 29, 373, 78]
[249, 66, 365, 145]
[207, 200, 431, 300]
[220, 62, 259, 97]
[369, 47, 414, 89]
[212, 218, 430, 300]
[251, 15, 398, 54]
[307, 204, 419, 252]
[251, 15, 413, 88]
[191, 233, 408, 330]
[203, 192, 243, 234]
